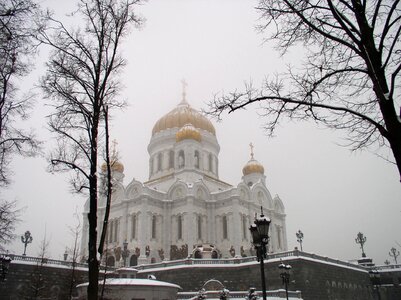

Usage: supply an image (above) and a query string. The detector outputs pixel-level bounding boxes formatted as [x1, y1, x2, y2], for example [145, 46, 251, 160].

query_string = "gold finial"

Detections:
[249, 142, 254, 159]
[111, 139, 118, 160]
[181, 79, 188, 104]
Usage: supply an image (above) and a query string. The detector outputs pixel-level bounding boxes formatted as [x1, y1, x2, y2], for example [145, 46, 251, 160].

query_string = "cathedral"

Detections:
[80, 90, 288, 266]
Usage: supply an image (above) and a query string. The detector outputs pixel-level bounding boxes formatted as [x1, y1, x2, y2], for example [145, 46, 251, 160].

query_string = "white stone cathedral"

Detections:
[80, 92, 287, 267]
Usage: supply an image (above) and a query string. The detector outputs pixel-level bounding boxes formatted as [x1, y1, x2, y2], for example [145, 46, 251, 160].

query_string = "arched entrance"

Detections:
[106, 256, 115, 267]
[129, 255, 138, 266]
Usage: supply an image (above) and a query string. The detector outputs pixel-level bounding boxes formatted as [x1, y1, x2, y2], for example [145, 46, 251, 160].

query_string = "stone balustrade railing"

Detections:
[1, 253, 112, 271]
[134, 249, 368, 271]
[177, 289, 303, 299]
[2, 249, 386, 272]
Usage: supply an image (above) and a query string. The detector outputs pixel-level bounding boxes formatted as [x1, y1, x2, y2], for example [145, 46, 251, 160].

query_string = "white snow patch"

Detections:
[77, 278, 181, 289]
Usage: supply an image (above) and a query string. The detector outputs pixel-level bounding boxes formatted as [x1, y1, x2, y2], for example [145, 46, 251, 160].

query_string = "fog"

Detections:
[3, 0, 400, 266]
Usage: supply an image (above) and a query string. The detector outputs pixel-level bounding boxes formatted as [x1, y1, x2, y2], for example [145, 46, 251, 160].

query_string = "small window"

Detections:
[151, 215, 157, 239]
[157, 153, 162, 171]
[242, 215, 247, 240]
[222, 215, 228, 239]
[276, 225, 282, 249]
[131, 215, 136, 240]
[194, 151, 200, 169]
[197, 215, 202, 239]
[178, 215, 183, 240]
[169, 150, 174, 168]
[114, 219, 119, 243]
[178, 150, 185, 168]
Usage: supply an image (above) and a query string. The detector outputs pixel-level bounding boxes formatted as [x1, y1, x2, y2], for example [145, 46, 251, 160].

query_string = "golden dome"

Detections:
[152, 100, 215, 136]
[242, 143, 264, 176]
[101, 160, 124, 173]
[242, 159, 264, 176]
[176, 123, 201, 142]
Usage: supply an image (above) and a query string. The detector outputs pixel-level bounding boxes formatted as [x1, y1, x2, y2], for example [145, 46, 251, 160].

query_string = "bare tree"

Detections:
[37, 1, 142, 299]
[26, 233, 49, 300]
[67, 210, 82, 300]
[0, 199, 20, 251]
[209, 0, 401, 180]
[0, 0, 42, 186]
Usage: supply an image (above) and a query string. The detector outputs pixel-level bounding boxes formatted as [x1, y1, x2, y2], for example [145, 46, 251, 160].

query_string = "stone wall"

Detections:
[1, 252, 401, 300]
[0, 260, 88, 300]
[137, 257, 375, 300]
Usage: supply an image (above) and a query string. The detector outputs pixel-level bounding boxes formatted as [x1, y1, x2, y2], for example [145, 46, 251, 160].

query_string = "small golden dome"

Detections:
[101, 160, 124, 173]
[243, 142, 264, 176]
[176, 123, 201, 142]
[152, 101, 215, 136]
[242, 159, 264, 176]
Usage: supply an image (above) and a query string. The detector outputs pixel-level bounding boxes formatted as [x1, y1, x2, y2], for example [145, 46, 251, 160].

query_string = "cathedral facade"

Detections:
[80, 95, 287, 266]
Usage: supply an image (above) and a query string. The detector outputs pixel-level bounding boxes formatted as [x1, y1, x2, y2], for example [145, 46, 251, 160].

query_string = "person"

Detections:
[220, 288, 229, 299]
[246, 287, 258, 300]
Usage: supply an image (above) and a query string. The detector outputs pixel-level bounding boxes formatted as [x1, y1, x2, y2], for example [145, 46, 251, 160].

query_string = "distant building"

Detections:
[80, 91, 287, 266]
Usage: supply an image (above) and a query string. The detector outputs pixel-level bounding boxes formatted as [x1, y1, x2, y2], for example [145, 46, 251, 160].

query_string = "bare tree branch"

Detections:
[37, 1, 142, 299]
[209, 0, 401, 181]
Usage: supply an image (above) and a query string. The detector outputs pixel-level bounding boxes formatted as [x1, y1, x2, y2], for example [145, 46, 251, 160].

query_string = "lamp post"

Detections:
[296, 230, 304, 251]
[389, 247, 400, 264]
[249, 207, 271, 300]
[121, 240, 130, 267]
[21, 230, 33, 256]
[278, 262, 291, 300]
[355, 232, 367, 258]
[0, 255, 12, 282]
[369, 269, 381, 300]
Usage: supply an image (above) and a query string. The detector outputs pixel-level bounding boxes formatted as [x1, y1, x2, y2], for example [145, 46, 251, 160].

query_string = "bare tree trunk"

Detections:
[88, 115, 100, 300]
[98, 105, 113, 257]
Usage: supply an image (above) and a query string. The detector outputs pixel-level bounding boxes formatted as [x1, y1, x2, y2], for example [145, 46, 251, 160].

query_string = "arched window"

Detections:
[177, 215, 183, 240]
[208, 153, 213, 172]
[114, 219, 119, 243]
[129, 255, 138, 266]
[178, 150, 185, 168]
[194, 151, 200, 169]
[197, 215, 202, 239]
[276, 225, 282, 249]
[108, 220, 114, 243]
[169, 150, 174, 168]
[157, 152, 162, 171]
[131, 215, 136, 240]
[106, 256, 115, 267]
[151, 215, 157, 239]
[222, 215, 228, 239]
[242, 215, 247, 240]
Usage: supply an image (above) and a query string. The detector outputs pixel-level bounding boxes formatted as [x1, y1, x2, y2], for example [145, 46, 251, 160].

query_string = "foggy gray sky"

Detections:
[3, 0, 401, 265]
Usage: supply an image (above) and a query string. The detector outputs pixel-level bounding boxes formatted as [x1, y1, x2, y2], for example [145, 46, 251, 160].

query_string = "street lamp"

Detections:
[0, 255, 12, 282]
[368, 269, 381, 300]
[389, 247, 400, 264]
[21, 230, 33, 256]
[296, 230, 304, 251]
[249, 207, 271, 300]
[121, 240, 130, 267]
[355, 232, 367, 258]
[278, 261, 292, 300]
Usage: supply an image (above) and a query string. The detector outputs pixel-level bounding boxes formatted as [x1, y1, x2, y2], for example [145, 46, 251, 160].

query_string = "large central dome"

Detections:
[152, 100, 216, 136]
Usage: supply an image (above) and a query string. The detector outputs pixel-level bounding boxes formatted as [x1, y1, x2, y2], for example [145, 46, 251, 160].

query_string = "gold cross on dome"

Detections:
[181, 79, 187, 103]
[111, 139, 118, 158]
[249, 142, 254, 159]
